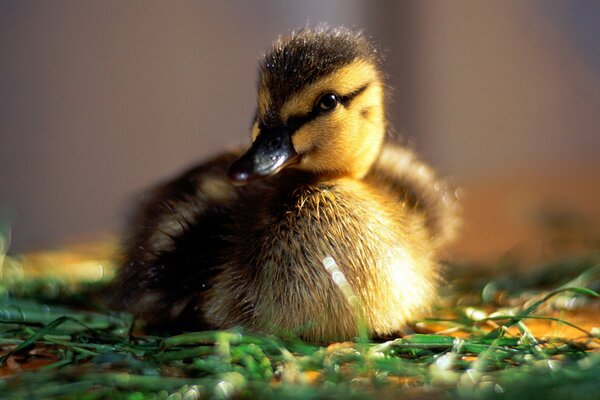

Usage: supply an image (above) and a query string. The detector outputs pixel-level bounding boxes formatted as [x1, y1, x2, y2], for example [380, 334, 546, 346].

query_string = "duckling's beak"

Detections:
[227, 126, 299, 185]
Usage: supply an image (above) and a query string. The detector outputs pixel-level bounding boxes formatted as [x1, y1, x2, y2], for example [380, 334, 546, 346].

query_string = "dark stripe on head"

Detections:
[259, 26, 381, 117]
[261, 83, 370, 135]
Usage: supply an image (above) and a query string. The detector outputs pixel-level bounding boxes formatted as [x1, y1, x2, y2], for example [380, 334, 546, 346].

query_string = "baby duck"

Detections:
[113, 27, 457, 342]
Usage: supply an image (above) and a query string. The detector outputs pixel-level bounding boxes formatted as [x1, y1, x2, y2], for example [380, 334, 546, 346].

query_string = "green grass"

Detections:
[1, 228, 599, 398]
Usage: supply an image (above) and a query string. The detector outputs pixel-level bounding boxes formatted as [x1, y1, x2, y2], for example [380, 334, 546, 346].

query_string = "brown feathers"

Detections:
[112, 26, 458, 342]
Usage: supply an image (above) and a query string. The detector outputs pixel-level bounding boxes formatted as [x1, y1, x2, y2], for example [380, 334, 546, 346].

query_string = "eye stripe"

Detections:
[259, 83, 370, 134]
[339, 83, 369, 106]
[290, 83, 370, 131]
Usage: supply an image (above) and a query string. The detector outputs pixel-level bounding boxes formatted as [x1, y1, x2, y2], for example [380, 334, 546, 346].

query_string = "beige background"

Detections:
[1, 1, 599, 256]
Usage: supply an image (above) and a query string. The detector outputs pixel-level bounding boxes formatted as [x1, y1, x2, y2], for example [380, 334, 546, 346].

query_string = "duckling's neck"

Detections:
[277, 163, 376, 186]
[275, 169, 327, 185]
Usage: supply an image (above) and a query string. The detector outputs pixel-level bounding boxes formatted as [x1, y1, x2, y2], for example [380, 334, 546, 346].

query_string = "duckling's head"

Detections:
[228, 27, 386, 184]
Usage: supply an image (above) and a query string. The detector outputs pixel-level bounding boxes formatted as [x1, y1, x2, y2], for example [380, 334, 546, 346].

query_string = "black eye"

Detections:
[317, 93, 338, 111]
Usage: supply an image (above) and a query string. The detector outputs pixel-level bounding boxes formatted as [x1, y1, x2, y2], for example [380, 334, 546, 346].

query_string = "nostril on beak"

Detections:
[268, 136, 281, 149]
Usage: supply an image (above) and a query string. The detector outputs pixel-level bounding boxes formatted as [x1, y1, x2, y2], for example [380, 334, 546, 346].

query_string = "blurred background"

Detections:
[1, 1, 599, 260]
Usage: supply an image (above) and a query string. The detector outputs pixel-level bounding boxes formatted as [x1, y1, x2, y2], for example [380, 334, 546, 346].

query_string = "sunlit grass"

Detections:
[0, 228, 599, 399]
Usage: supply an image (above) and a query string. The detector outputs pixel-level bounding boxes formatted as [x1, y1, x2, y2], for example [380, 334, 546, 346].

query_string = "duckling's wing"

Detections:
[366, 143, 459, 249]
[112, 151, 241, 330]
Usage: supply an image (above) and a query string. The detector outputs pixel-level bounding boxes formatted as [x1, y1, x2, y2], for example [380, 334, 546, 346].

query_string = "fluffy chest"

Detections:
[205, 178, 437, 340]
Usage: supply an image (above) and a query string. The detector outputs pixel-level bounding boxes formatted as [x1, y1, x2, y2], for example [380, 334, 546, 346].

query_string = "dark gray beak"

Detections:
[227, 126, 298, 185]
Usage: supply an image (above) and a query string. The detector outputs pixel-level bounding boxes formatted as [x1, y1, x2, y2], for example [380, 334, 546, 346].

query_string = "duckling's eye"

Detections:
[317, 93, 338, 112]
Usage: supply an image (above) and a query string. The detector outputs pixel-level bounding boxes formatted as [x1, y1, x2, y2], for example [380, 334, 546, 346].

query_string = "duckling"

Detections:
[113, 27, 458, 342]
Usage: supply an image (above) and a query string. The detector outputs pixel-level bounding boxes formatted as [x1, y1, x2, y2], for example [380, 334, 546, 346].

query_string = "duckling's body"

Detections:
[114, 27, 457, 342]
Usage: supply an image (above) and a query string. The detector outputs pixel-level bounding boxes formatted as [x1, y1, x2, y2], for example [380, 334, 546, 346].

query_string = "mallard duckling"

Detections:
[113, 27, 458, 342]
